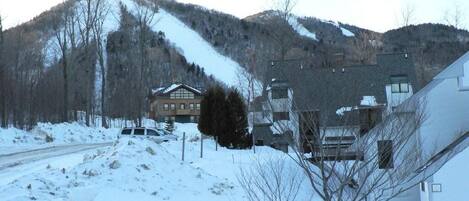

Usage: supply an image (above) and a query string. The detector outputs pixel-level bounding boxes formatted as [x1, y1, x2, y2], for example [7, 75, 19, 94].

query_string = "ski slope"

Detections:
[121, 0, 245, 86]
[288, 17, 318, 41]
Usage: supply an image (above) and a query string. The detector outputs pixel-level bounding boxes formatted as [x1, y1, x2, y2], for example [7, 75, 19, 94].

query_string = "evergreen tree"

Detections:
[211, 85, 227, 142]
[222, 89, 251, 148]
[198, 87, 215, 136]
[198, 85, 227, 143]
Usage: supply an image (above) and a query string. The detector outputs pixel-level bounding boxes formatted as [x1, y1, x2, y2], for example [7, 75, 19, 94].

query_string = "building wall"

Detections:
[430, 147, 469, 201]
[362, 72, 469, 201]
[150, 96, 202, 122]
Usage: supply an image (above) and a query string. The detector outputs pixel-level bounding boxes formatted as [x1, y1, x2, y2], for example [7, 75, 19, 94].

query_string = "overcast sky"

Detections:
[0, 0, 467, 32]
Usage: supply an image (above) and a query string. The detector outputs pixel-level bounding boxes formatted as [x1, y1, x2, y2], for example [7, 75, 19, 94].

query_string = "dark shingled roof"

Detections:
[266, 53, 420, 127]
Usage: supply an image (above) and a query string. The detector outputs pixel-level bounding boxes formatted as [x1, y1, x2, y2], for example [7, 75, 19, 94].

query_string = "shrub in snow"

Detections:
[109, 160, 121, 169]
[128, 140, 135, 145]
[146, 147, 156, 155]
[45, 134, 54, 143]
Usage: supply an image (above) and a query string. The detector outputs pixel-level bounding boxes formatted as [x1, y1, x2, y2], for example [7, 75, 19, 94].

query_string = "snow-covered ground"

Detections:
[0, 122, 318, 201]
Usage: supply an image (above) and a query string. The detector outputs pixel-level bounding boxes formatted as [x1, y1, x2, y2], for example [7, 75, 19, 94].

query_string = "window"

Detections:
[359, 108, 382, 136]
[170, 104, 176, 110]
[164, 117, 169, 122]
[459, 63, 469, 90]
[190, 116, 195, 122]
[170, 88, 195, 99]
[431, 184, 442, 192]
[180, 103, 186, 110]
[189, 103, 195, 110]
[147, 129, 160, 136]
[171, 116, 176, 121]
[196, 103, 201, 110]
[163, 104, 169, 110]
[391, 75, 410, 93]
[121, 129, 132, 135]
[378, 140, 394, 169]
[273, 112, 290, 122]
[134, 129, 145, 136]
[272, 88, 288, 99]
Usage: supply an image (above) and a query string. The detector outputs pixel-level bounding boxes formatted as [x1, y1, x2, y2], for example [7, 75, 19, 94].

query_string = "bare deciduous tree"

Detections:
[269, 0, 299, 60]
[399, 3, 416, 27]
[443, 2, 465, 29]
[52, 3, 75, 123]
[0, 14, 6, 128]
[132, 0, 159, 127]
[90, 0, 111, 128]
[238, 155, 308, 201]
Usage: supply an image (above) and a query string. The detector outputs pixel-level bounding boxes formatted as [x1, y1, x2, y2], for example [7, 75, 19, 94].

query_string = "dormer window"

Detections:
[390, 75, 409, 93]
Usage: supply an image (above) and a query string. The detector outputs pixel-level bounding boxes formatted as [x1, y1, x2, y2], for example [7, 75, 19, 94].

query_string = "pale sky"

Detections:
[0, 0, 467, 32]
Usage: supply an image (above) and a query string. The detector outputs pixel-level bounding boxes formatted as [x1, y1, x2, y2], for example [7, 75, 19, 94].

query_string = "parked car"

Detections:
[119, 127, 178, 142]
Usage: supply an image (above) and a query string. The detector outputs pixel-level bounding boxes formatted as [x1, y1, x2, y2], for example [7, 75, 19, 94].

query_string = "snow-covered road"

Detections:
[0, 143, 113, 171]
[0, 143, 113, 187]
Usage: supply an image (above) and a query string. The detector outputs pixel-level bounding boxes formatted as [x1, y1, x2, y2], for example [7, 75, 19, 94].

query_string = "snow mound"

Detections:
[0, 137, 238, 201]
[0, 123, 119, 155]
[121, 0, 245, 86]
[287, 17, 318, 41]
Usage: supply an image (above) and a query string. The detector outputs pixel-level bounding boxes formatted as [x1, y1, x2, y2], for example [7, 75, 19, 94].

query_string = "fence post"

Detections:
[200, 133, 204, 158]
[182, 132, 186, 161]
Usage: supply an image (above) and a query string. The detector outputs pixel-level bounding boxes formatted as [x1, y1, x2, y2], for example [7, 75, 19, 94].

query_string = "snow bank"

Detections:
[121, 0, 245, 86]
[0, 123, 119, 154]
[0, 122, 320, 200]
[287, 17, 318, 41]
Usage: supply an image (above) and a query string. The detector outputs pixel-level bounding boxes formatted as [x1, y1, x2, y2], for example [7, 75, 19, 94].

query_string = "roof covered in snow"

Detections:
[152, 83, 202, 96]
[267, 53, 419, 127]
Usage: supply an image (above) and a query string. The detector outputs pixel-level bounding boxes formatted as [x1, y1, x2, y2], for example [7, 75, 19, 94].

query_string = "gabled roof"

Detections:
[267, 53, 419, 127]
[434, 51, 469, 80]
[152, 84, 202, 96]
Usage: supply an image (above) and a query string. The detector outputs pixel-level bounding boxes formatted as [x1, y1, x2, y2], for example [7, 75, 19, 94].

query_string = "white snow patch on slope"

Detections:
[287, 17, 318, 41]
[121, 0, 245, 86]
[324, 20, 355, 37]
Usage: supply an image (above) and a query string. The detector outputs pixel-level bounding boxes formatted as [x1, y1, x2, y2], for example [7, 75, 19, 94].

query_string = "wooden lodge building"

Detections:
[149, 84, 203, 123]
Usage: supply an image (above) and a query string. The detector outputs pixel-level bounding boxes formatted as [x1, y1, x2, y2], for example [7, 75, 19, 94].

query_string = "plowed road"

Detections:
[0, 143, 113, 171]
